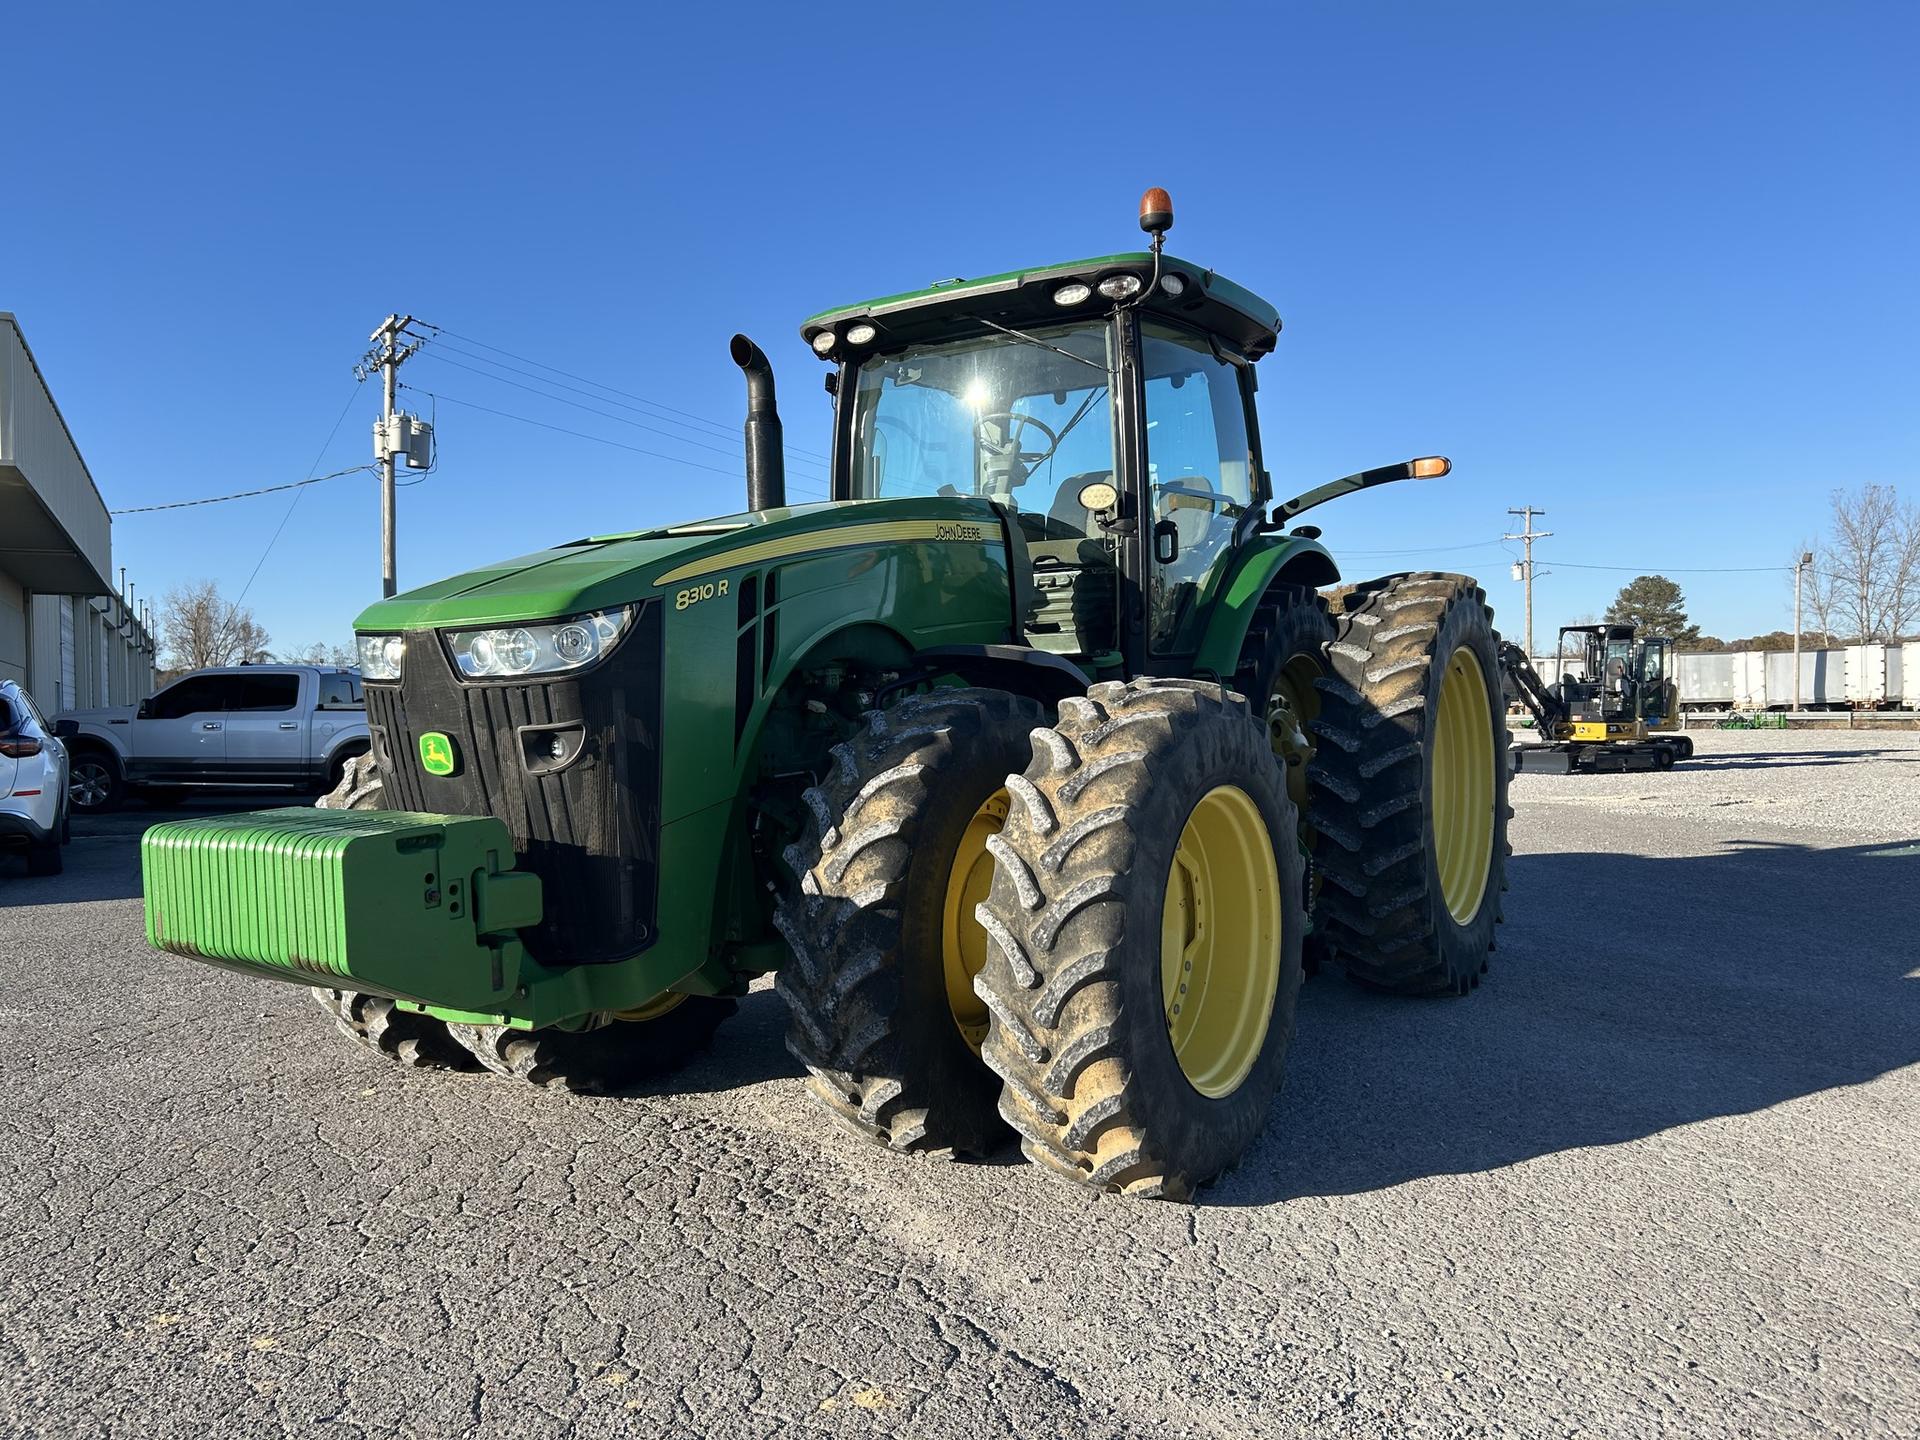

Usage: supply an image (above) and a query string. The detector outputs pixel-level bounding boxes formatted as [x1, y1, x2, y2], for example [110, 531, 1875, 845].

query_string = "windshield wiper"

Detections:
[976, 317, 1106, 372]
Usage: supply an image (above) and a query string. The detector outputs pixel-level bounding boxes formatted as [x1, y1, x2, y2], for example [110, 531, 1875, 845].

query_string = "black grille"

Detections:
[364, 602, 663, 964]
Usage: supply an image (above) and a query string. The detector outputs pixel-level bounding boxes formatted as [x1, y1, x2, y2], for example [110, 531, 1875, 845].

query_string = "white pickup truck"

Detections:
[57, 665, 371, 812]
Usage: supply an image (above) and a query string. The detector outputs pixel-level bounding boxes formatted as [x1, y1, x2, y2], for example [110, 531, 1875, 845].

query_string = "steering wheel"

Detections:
[975, 411, 1058, 464]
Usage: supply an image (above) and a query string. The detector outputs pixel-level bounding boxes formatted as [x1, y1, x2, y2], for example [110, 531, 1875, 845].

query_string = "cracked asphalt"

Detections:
[1, 728, 1915, 1438]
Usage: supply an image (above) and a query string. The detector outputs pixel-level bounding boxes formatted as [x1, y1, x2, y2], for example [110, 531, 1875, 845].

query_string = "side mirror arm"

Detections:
[1264, 456, 1451, 529]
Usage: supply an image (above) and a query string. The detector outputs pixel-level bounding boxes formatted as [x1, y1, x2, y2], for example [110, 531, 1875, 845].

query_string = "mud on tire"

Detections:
[973, 678, 1304, 1200]
[1308, 572, 1511, 996]
[773, 687, 1046, 1156]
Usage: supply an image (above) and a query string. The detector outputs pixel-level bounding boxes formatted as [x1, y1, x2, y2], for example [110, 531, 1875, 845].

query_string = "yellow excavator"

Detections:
[1503, 623, 1691, 772]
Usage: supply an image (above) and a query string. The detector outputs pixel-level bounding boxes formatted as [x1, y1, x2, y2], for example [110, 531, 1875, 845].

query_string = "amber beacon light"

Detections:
[1139, 187, 1174, 235]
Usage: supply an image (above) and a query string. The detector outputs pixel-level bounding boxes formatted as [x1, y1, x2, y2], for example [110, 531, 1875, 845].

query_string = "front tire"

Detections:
[68, 752, 123, 813]
[1308, 573, 1510, 996]
[975, 678, 1303, 1200]
[445, 996, 737, 1094]
[773, 687, 1046, 1156]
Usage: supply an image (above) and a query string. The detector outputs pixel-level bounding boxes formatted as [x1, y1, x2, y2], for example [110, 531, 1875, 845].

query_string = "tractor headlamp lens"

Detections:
[357, 633, 404, 681]
[1098, 274, 1144, 300]
[447, 606, 635, 680]
[845, 322, 877, 345]
[1052, 282, 1092, 307]
[811, 331, 837, 355]
[1159, 273, 1187, 297]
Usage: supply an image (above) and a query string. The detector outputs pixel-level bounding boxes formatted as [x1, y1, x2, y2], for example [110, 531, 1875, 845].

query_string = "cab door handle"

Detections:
[201, 722, 223, 731]
[278, 722, 298, 730]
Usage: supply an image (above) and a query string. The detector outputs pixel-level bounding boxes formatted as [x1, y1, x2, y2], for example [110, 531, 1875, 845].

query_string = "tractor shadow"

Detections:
[1211, 836, 1920, 1206]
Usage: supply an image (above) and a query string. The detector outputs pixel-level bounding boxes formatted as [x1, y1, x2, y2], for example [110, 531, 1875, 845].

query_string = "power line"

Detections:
[426, 336, 747, 445]
[418, 322, 832, 463]
[404, 385, 829, 497]
[1547, 560, 1796, 574]
[415, 347, 826, 472]
[110, 461, 373, 514]
[238, 382, 370, 607]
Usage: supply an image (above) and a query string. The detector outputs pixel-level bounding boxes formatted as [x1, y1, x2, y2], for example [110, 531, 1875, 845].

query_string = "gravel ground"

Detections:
[1, 731, 1915, 1439]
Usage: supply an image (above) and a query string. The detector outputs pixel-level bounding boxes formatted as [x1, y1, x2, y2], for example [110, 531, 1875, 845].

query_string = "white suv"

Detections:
[0, 680, 70, 876]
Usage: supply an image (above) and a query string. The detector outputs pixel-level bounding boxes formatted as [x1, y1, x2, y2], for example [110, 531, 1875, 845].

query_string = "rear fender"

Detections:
[1190, 536, 1341, 678]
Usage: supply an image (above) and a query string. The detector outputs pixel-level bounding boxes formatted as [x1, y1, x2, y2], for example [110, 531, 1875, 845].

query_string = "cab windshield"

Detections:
[847, 322, 1114, 540]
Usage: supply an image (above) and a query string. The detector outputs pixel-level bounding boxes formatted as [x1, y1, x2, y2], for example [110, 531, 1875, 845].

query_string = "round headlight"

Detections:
[1159, 273, 1188, 297]
[845, 322, 877, 345]
[811, 331, 837, 356]
[552, 622, 597, 666]
[382, 636, 404, 670]
[1098, 274, 1144, 300]
[1052, 282, 1093, 307]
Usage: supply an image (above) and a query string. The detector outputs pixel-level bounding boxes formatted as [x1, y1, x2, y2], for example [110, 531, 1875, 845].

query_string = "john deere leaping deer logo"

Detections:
[418, 731, 457, 777]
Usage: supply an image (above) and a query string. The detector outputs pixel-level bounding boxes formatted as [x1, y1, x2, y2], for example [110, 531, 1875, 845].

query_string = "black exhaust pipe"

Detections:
[731, 334, 786, 512]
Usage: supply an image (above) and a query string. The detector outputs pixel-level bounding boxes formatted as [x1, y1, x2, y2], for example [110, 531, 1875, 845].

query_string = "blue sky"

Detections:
[5, 2, 1914, 654]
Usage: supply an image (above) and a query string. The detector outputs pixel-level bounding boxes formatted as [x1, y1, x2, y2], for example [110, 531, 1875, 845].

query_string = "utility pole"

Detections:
[361, 315, 426, 598]
[1793, 550, 1813, 712]
[1504, 507, 1553, 658]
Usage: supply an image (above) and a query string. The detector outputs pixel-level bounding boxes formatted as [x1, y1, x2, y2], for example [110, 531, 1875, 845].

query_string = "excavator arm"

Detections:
[1498, 640, 1566, 735]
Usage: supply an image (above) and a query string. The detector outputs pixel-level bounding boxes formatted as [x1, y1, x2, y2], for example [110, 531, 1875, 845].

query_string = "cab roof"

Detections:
[802, 252, 1283, 361]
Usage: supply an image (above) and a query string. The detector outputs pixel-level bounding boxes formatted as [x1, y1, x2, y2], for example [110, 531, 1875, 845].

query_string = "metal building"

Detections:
[0, 312, 155, 710]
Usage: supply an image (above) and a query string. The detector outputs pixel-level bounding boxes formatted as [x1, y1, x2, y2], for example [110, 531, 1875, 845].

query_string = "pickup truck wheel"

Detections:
[68, 753, 123, 813]
[309, 753, 475, 1072]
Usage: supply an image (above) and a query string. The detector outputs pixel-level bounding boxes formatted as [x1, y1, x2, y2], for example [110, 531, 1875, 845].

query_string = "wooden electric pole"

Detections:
[1504, 506, 1553, 657]
[363, 315, 424, 598]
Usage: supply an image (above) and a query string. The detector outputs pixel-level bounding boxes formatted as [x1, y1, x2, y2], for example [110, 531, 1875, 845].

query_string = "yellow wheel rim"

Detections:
[942, 788, 1008, 1054]
[614, 992, 687, 1023]
[1160, 785, 1283, 1099]
[1433, 645, 1496, 924]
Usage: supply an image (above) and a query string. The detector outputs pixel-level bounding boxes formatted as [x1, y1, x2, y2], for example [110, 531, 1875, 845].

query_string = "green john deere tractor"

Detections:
[141, 190, 1510, 1199]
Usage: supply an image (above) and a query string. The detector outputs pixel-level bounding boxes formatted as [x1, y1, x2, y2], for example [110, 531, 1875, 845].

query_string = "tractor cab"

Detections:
[801, 193, 1294, 676]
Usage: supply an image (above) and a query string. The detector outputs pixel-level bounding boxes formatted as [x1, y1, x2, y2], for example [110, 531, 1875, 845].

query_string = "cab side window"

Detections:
[233, 674, 300, 712]
[148, 676, 235, 720]
[319, 673, 364, 707]
[1143, 323, 1256, 653]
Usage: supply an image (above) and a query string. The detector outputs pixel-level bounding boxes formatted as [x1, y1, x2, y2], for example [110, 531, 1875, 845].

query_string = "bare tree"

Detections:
[1817, 484, 1920, 643]
[158, 581, 271, 671]
[281, 641, 357, 667]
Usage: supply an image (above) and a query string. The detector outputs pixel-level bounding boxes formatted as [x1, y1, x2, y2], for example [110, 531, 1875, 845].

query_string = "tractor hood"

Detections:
[353, 495, 1007, 632]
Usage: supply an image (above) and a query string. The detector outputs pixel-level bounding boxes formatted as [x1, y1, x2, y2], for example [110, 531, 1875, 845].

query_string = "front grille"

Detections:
[364, 601, 663, 964]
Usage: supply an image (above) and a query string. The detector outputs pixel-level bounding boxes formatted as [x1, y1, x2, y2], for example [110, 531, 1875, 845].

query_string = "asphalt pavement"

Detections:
[1, 731, 1915, 1439]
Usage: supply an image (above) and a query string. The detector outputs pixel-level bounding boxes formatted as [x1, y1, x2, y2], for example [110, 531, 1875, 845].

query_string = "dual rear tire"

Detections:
[777, 678, 1304, 1198]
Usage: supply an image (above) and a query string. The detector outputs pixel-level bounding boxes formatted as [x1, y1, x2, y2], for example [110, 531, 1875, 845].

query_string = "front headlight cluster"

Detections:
[357, 633, 406, 681]
[447, 606, 635, 680]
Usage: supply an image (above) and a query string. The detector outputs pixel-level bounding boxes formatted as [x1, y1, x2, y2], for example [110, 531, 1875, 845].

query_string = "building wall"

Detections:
[0, 313, 156, 711]
[0, 569, 25, 687]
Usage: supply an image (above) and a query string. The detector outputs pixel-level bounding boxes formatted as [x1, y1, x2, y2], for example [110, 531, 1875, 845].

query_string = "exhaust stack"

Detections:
[730, 334, 786, 512]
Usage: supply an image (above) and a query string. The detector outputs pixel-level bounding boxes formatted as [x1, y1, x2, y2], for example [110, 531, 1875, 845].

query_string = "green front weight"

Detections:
[141, 807, 541, 1011]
